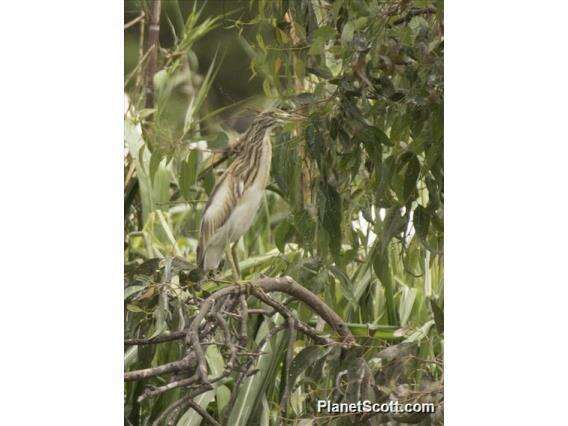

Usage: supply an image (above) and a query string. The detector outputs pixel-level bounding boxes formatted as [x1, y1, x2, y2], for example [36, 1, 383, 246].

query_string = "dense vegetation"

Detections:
[124, 1, 443, 424]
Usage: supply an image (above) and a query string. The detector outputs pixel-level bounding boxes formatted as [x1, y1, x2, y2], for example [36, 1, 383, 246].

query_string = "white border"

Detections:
[446, 0, 568, 424]
[1, 0, 567, 424]
[0, 1, 123, 423]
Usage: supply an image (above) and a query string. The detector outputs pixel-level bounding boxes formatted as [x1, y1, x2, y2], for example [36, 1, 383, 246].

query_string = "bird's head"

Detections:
[254, 108, 305, 130]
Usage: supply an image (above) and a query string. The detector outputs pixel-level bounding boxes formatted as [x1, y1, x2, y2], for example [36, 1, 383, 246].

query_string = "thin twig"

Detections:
[185, 397, 220, 426]
[125, 45, 154, 88]
[124, 12, 145, 30]
[151, 384, 214, 426]
[124, 358, 192, 382]
[251, 288, 333, 346]
[238, 294, 248, 347]
[124, 329, 187, 346]
[138, 375, 198, 402]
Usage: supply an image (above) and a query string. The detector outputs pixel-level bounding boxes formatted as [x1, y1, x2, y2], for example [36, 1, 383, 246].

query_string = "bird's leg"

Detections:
[231, 241, 241, 279]
[225, 242, 241, 282]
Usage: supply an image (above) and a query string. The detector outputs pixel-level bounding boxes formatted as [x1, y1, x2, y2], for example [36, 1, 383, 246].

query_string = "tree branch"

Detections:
[256, 276, 354, 344]
[124, 329, 187, 346]
[124, 358, 192, 382]
[124, 276, 354, 389]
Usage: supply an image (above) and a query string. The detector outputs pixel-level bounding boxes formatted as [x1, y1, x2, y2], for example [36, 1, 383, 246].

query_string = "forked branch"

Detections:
[124, 275, 355, 422]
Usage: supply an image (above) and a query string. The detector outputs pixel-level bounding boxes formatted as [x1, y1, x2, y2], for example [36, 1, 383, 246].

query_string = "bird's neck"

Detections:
[241, 128, 272, 158]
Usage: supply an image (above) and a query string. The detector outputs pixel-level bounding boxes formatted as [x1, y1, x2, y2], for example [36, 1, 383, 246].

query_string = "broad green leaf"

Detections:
[358, 126, 382, 167]
[312, 25, 336, 41]
[126, 303, 144, 313]
[318, 181, 342, 259]
[340, 21, 355, 45]
[402, 153, 421, 201]
[330, 266, 356, 307]
[398, 285, 417, 326]
[430, 297, 444, 334]
[227, 319, 287, 426]
[274, 217, 294, 252]
[259, 394, 270, 426]
[413, 205, 430, 244]
[206, 345, 230, 415]
[176, 390, 215, 426]
[288, 346, 332, 391]
[124, 284, 146, 300]
[404, 320, 435, 343]
[305, 119, 325, 165]
[202, 168, 215, 195]
[376, 155, 395, 203]
[179, 150, 198, 200]
[149, 151, 163, 185]
[372, 248, 399, 326]
[124, 346, 138, 370]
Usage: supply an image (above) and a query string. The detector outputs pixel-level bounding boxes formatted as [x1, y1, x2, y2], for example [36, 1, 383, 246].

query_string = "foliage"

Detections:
[124, 1, 443, 424]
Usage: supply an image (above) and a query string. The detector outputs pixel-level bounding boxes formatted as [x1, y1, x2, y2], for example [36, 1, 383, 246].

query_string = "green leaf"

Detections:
[125, 285, 147, 300]
[318, 182, 342, 259]
[272, 133, 301, 208]
[340, 21, 355, 45]
[398, 285, 417, 326]
[373, 126, 393, 147]
[202, 168, 215, 196]
[430, 297, 444, 334]
[358, 126, 390, 168]
[259, 395, 270, 426]
[413, 205, 430, 244]
[312, 25, 336, 41]
[206, 345, 230, 416]
[179, 150, 198, 200]
[124, 346, 138, 370]
[401, 153, 420, 201]
[177, 390, 215, 425]
[330, 266, 357, 307]
[149, 151, 164, 185]
[137, 108, 157, 120]
[404, 320, 435, 343]
[274, 217, 294, 252]
[208, 132, 229, 149]
[288, 346, 332, 391]
[227, 320, 288, 426]
[372, 249, 399, 326]
[376, 155, 395, 204]
[292, 209, 316, 248]
[126, 303, 144, 313]
[305, 119, 325, 165]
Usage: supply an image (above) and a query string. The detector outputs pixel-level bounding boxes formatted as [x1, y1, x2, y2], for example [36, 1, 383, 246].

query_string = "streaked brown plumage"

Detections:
[196, 110, 297, 274]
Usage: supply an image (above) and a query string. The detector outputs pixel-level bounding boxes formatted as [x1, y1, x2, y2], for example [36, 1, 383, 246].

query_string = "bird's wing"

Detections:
[197, 170, 244, 269]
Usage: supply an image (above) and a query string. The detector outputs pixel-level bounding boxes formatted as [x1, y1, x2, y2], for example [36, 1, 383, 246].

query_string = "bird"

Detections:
[192, 108, 302, 281]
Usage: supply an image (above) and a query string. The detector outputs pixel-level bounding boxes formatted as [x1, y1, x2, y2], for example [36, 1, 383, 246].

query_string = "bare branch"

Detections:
[124, 330, 187, 346]
[184, 397, 220, 426]
[125, 12, 145, 30]
[255, 276, 355, 345]
[124, 358, 192, 382]
[151, 384, 214, 426]
[138, 375, 198, 402]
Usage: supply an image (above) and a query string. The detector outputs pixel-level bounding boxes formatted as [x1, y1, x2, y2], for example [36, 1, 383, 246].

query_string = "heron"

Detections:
[192, 108, 303, 281]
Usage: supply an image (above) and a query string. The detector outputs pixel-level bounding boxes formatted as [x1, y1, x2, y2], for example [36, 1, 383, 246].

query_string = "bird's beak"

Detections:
[276, 110, 305, 123]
